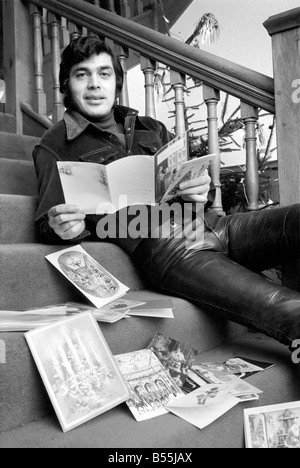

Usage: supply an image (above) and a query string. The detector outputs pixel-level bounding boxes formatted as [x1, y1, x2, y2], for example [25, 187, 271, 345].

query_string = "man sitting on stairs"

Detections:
[33, 36, 300, 348]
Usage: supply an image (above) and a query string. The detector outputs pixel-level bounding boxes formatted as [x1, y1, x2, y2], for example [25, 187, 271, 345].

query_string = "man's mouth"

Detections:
[85, 96, 104, 102]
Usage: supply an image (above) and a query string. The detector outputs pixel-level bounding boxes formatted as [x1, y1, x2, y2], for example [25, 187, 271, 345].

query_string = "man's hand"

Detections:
[177, 170, 211, 204]
[48, 204, 86, 240]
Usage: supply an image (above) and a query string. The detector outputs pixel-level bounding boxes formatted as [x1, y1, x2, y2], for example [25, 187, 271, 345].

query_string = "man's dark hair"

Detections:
[59, 36, 124, 109]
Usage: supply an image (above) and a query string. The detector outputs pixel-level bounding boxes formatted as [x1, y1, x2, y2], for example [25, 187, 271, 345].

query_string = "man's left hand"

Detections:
[177, 170, 211, 203]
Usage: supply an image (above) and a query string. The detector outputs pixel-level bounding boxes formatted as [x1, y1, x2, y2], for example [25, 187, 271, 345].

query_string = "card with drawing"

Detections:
[199, 356, 274, 379]
[25, 312, 130, 432]
[244, 402, 300, 448]
[148, 332, 198, 392]
[166, 383, 239, 430]
[45, 245, 129, 309]
[114, 349, 184, 422]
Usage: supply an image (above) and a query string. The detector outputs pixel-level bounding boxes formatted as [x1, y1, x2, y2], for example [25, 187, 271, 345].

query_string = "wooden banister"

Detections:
[25, 0, 275, 113]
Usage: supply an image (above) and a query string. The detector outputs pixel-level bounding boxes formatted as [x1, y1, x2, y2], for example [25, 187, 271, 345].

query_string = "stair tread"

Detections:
[0, 334, 292, 448]
[0, 115, 16, 134]
[0, 195, 38, 243]
[0, 158, 38, 195]
[0, 132, 40, 161]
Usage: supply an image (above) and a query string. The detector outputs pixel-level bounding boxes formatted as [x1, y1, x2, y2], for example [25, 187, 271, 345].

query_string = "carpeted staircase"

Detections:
[0, 122, 297, 448]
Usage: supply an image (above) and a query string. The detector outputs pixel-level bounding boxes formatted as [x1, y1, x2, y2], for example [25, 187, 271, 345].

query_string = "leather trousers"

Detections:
[131, 204, 300, 346]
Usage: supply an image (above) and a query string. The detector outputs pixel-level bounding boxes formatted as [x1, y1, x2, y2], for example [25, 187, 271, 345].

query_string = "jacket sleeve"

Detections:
[33, 144, 90, 245]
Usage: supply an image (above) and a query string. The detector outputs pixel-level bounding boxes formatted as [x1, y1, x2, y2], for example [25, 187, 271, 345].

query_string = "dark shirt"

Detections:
[33, 105, 174, 253]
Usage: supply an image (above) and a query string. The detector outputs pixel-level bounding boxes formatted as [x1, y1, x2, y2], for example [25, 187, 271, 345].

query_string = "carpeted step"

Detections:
[0, 289, 228, 434]
[0, 115, 16, 134]
[0, 131, 39, 160]
[0, 159, 38, 195]
[0, 195, 38, 243]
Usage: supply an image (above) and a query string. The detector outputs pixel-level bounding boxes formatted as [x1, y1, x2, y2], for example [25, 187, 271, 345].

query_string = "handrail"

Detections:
[25, 0, 275, 113]
[21, 102, 52, 129]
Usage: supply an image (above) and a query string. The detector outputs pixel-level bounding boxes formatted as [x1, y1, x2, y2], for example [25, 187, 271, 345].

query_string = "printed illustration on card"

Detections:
[25, 313, 130, 432]
[244, 402, 300, 449]
[46, 245, 129, 308]
[115, 349, 184, 422]
[148, 332, 198, 391]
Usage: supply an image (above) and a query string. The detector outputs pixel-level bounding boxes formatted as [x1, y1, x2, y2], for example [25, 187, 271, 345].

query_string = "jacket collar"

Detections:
[64, 106, 139, 141]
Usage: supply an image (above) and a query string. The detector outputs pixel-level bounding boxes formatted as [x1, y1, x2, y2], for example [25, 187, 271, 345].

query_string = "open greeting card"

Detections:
[167, 379, 263, 430]
[57, 131, 216, 214]
[166, 383, 239, 430]
[25, 312, 130, 432]
[45, 245, 129, 309]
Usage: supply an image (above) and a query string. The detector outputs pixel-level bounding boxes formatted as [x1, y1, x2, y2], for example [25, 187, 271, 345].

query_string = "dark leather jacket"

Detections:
[33, 105, 174, 252]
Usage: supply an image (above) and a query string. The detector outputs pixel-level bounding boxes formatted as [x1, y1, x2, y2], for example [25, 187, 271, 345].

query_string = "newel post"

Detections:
[264, 8, 300, 206]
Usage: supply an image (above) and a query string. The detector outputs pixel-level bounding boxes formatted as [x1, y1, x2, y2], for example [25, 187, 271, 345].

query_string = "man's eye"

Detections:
[76, 73, 87, 79]
[100, 72, 111, 78]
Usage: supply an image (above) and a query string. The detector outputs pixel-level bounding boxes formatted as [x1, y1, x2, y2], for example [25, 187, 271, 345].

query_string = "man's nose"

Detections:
[88, 75, 100, 89]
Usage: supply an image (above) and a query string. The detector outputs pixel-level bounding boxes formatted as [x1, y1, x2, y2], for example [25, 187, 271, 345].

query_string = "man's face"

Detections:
[68, 52, 117, 119]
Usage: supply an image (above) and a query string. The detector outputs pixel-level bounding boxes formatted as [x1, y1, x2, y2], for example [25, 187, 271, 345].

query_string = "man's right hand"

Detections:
[48, 204, 86, 240]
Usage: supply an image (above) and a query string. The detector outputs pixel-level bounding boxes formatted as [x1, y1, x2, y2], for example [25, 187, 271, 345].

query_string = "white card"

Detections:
[46, 245, 129, 309]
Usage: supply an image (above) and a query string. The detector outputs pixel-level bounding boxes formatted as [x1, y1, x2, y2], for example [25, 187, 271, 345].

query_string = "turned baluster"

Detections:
[121, 0, 131, 18]
[136, 0, 144, 16]
[68, 22, 82, 41]
[203, 85, 224, 215]
[48, 13, 65, 123]
[41, 8, 51, 55]
[116, 45, 130, 107]
[141, 57, 157, 119]
[170, 71, 186, 136]
[60, 18, 70, 48]
[93, 0, 101, 6]
[152, 0, 159, 31]
[30, 5, 47, 116]
[241, 102, 259, 211]
[107, 0, 116, 14]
